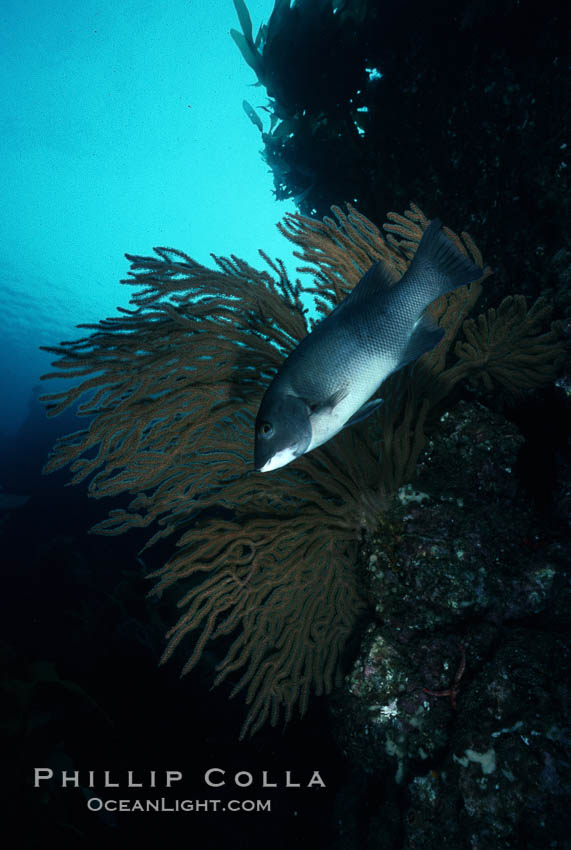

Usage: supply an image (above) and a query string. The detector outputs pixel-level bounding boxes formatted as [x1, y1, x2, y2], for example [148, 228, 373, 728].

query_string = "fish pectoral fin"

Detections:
[307, 384, 348, 414]
[343, 398, 384, 429]
[398, 312, 445, 369]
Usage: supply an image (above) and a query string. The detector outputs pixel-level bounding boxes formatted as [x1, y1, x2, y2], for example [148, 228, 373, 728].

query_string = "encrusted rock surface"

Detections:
[330, 401, 570, 849]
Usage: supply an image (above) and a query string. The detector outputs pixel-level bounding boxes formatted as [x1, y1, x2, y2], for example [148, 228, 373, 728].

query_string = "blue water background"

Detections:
[0, 0, 296, 438]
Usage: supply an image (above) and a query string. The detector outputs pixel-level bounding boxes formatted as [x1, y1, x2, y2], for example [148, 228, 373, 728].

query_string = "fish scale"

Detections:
[254, 219, 484, 472]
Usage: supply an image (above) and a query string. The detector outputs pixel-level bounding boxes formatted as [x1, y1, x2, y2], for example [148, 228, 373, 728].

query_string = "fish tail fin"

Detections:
[410, 218, 485, 297]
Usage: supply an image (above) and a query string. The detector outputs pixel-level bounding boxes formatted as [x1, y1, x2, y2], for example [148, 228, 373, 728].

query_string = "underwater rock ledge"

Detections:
[330, 400, 570, 849]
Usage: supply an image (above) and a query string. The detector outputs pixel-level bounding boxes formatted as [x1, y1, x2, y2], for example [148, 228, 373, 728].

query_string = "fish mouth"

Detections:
[256, 456, 280, 473]
[256, 446, 300, 472]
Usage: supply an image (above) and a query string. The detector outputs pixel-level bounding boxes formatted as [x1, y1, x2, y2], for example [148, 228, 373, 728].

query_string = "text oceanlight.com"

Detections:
[87, 798, 272, 813]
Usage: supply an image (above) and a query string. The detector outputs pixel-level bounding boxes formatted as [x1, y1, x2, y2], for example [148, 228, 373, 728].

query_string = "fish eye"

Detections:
[259, 421, 273, 438]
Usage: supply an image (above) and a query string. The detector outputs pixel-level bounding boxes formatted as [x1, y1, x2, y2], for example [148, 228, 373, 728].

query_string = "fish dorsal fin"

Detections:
[399, 311, 445, 369]
[339, 260, 400, 309]
[407, 218, 484, 297]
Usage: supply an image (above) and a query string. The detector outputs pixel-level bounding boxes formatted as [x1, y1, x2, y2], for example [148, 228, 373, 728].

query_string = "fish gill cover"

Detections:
[40, 200, 563, 738]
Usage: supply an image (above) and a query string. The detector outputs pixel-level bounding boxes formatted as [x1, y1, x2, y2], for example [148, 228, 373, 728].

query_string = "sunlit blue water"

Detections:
[0, 0, 295, 437]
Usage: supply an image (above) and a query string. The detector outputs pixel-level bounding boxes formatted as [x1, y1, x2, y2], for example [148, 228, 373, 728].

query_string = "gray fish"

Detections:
[254, 219, 484, 472]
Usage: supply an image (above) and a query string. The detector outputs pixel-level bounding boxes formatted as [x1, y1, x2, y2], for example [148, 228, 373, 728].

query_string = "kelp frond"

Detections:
[40, 202, 561, 736]
[230, 0, 266, 82]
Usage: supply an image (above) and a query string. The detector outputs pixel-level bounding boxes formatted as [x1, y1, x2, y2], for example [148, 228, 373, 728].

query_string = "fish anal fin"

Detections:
[399, 312, 444, 368]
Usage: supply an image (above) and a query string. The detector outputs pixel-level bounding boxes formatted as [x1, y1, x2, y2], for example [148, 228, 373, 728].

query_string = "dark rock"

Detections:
[330, 400, 570, 848]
